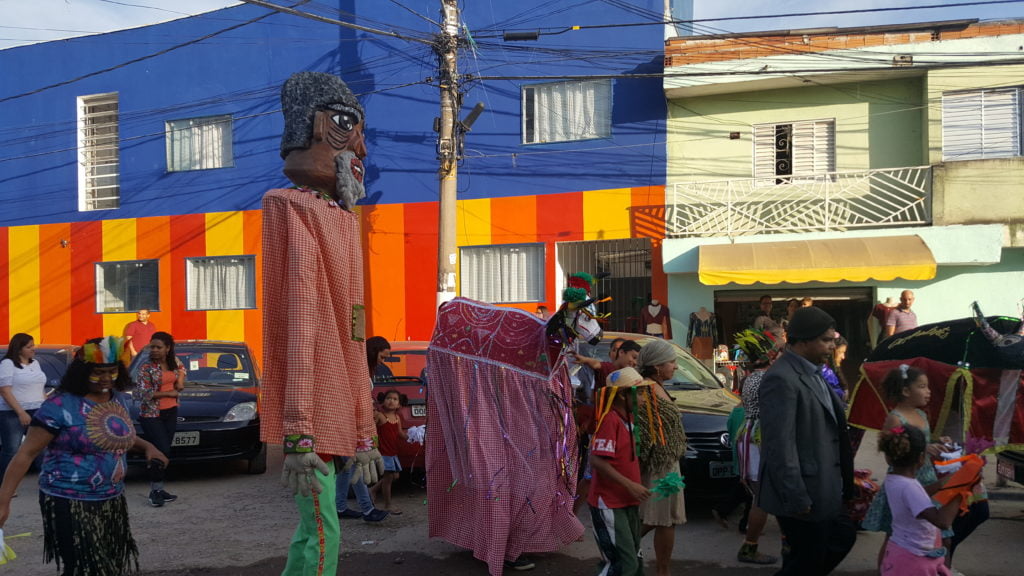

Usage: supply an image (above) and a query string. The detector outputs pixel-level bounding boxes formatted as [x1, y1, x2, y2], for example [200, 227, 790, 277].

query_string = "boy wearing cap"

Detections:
[758, 307, 856, 575]
[588, 367, 652, 576]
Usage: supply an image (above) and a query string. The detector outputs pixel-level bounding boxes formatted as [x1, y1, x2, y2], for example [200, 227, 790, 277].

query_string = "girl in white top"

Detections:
[0, 333, 47, 479]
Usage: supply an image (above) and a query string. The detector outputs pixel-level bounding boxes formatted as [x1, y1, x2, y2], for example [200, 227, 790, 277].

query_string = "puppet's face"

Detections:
[287, 105, 367, 210]
[574, 309, 604, 346]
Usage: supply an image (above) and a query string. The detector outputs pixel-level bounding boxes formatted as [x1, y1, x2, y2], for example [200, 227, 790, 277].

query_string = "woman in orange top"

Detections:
[137, 331, 185, 508]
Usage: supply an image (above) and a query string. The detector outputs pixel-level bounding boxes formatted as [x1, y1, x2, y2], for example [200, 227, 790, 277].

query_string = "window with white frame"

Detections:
[753, 119, 835, 183]
[460, 244, 545, 304]
[522, 80, 611, 144]
[942, 87, 1022, 161]
[186, 255, 256, 310]
[78, 93, 120, 210]
[166, 115, 234, 171]
[95, 260, 158, 313]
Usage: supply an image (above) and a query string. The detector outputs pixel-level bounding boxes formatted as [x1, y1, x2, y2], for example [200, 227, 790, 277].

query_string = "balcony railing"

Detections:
[666, 166, 932, 238]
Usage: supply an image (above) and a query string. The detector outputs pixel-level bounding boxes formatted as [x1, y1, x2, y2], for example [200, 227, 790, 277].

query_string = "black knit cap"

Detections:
[786, 306, 836, 341]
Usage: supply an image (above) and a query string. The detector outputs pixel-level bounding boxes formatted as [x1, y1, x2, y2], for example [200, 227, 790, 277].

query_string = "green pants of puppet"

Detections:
[282, 460, 339, 576]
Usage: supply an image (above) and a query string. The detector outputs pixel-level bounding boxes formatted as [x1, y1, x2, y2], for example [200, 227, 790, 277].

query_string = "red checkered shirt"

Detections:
[259, 188, 374, 457]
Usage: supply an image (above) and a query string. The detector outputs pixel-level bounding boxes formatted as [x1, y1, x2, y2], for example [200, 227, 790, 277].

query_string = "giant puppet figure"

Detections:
[260, 71, 383, 576]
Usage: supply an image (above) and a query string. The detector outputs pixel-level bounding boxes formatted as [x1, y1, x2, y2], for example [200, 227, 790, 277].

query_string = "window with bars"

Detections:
[522, 80, 611, 144]
[460, 244, 545, 304]
[95, 260, 159, 313]
[166, 115, 234, 171]
[78, 93, 120, 210]
[753, 119, 835, 183]
[186, 255, 256, 310]
[942, 87, 1022, 161]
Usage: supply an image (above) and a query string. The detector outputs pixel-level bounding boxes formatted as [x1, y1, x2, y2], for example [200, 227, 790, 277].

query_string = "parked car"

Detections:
[127, 340, 265, 474]
[594, 332, 740, 499]
[377, 341, 428, 470]
[0, 344, 76, 396]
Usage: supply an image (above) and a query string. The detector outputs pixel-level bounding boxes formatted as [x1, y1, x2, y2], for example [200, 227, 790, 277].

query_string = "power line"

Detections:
[470, 1, 1024, 36]
[238, 0, 433, 44]
[0, 0, 313, 104]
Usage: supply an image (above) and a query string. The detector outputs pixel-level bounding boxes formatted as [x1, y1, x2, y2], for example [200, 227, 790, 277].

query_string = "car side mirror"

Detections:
[715, 373, 727, 385]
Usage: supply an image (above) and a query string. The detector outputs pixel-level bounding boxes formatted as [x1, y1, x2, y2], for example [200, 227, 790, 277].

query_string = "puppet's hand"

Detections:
[350, 438, 384, 485]
[281, 453, 330, 497]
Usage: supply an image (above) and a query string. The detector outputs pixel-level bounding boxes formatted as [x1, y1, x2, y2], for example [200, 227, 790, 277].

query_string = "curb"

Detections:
[987, 489, 1024, 501]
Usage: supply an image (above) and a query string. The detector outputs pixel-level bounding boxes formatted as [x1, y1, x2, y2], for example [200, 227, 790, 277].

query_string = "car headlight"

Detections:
[223, 401, 257, 422]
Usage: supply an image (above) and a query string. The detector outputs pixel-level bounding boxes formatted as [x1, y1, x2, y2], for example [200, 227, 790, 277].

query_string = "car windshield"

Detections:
[593, 336, 722, 391]
[130, 344, 257, 386]
[382, 349, 427, 383]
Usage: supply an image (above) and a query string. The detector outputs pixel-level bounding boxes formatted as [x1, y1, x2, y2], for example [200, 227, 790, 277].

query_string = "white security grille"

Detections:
[78, 93, 120, 211]
[667, 166, 932, 238]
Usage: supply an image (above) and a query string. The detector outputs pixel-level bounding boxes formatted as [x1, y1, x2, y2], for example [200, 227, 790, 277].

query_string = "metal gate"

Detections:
[556, 238, 652, 334]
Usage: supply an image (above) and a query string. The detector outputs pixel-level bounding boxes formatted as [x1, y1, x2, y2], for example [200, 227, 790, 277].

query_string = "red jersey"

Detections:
[588, 409, 642, 509]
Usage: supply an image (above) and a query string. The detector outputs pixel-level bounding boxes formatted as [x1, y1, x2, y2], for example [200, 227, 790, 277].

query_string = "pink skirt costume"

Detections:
[427, 298, 584, 576]
[260, 188, 375, 457]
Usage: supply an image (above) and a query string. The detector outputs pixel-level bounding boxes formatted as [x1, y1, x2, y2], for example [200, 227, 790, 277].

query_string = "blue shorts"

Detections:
[382, 455, 402, 472]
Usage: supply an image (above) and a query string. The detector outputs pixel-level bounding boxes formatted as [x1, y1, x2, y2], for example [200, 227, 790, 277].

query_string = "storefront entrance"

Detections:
[556, 238, 653, 334]
[714, 287, 874, 386]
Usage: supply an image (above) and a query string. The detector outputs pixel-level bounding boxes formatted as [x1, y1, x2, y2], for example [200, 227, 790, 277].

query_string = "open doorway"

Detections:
[714, 287, 875, 387]
[556, 238, 652, 333]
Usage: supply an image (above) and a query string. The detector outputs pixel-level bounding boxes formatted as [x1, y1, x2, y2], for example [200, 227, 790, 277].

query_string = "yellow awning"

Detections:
[698, 235, 937, 286]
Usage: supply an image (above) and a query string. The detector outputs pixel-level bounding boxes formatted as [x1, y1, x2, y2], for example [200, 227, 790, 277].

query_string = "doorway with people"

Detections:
[713, 287, 874, 387]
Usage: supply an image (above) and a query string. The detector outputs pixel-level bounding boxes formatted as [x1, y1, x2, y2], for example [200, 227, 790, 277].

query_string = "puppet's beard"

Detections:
[334, 150, 366, 211]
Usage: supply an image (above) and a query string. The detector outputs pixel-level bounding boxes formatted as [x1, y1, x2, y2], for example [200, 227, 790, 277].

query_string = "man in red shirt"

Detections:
[589, 367, 651, 576]
[123, 309, 157, 359]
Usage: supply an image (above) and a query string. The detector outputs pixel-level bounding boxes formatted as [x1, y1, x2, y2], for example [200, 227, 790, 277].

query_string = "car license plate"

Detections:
[709, 460, 736, 479]
[411, 405, 426, 418]
[997, 458, 1015, 480]
[172, 431, 200, 447]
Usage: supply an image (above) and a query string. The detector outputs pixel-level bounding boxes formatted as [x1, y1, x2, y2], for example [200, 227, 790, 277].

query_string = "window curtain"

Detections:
[531, 80, 610, 143]
[460, 245, 544, 303]
[188, 257, 254, 310]
[168, 116, 232, 171]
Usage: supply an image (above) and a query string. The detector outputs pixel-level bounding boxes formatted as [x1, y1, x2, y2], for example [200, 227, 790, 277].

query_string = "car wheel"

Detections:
[246, 443, 268, 475]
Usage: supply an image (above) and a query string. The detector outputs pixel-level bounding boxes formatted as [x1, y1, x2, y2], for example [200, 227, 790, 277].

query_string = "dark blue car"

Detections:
[127, 340, 265, 474]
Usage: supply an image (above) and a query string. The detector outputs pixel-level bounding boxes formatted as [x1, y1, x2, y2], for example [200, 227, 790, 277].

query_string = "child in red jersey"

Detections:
[588, 367, 652, 576]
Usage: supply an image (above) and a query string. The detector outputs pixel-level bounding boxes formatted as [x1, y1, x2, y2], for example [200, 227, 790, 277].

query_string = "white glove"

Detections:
[350, 448, 384, 486]
[281, 453, 330, 497]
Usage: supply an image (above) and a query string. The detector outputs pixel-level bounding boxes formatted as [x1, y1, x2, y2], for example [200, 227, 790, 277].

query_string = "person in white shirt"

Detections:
[0, 333, 47, 479]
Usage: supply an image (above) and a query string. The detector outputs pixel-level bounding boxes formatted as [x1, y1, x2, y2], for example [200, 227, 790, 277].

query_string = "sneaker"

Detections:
[338, 508, 363, 519]
[158, 490, 177, 503]
[737, 543, 778, 565]
[148, 490, 164, 508]
[503, 557, 535, 571]
[362, 508, 390, 522]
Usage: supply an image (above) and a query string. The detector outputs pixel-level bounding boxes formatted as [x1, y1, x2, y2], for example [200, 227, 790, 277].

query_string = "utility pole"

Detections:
[435, 0, 460, 307]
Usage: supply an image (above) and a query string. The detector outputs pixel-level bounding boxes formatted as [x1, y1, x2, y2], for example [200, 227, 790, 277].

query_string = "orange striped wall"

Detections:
[0, 186, 667, 358]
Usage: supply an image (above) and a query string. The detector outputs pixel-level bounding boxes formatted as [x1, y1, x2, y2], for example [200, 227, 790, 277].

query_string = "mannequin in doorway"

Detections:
[687, 307, 717, 362]
[642, 297, 671, 339]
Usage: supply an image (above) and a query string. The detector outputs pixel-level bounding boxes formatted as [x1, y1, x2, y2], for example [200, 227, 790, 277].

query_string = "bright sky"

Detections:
[0, 0, 1019, 50]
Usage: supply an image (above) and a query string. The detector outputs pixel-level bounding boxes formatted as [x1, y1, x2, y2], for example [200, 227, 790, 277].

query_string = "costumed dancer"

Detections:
[427, 298, 584, 575]
[260, 71, 383, 576]
[731, 329, 781, 565]
[0, 337, 168, 575]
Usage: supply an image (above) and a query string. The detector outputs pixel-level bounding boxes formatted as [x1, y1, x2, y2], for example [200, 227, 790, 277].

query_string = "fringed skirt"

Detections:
[40, 492, 139, 576]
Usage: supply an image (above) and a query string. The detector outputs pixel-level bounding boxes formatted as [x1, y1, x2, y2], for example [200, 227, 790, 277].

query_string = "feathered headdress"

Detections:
[562, 272, 597, 304]
[733, 329, 780, 366]
[81, 336, 130, 366]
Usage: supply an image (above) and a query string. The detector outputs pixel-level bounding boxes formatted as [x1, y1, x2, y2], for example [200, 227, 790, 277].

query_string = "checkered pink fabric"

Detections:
[427, 298, 583, 576]
[260, 188, 374, 456]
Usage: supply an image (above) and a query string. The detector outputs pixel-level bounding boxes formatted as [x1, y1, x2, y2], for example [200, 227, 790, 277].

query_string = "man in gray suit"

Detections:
[758, 306, 855, 576]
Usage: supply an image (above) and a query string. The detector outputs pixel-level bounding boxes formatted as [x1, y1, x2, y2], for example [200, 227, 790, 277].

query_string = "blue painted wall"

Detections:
[0, 1, 667, 226]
